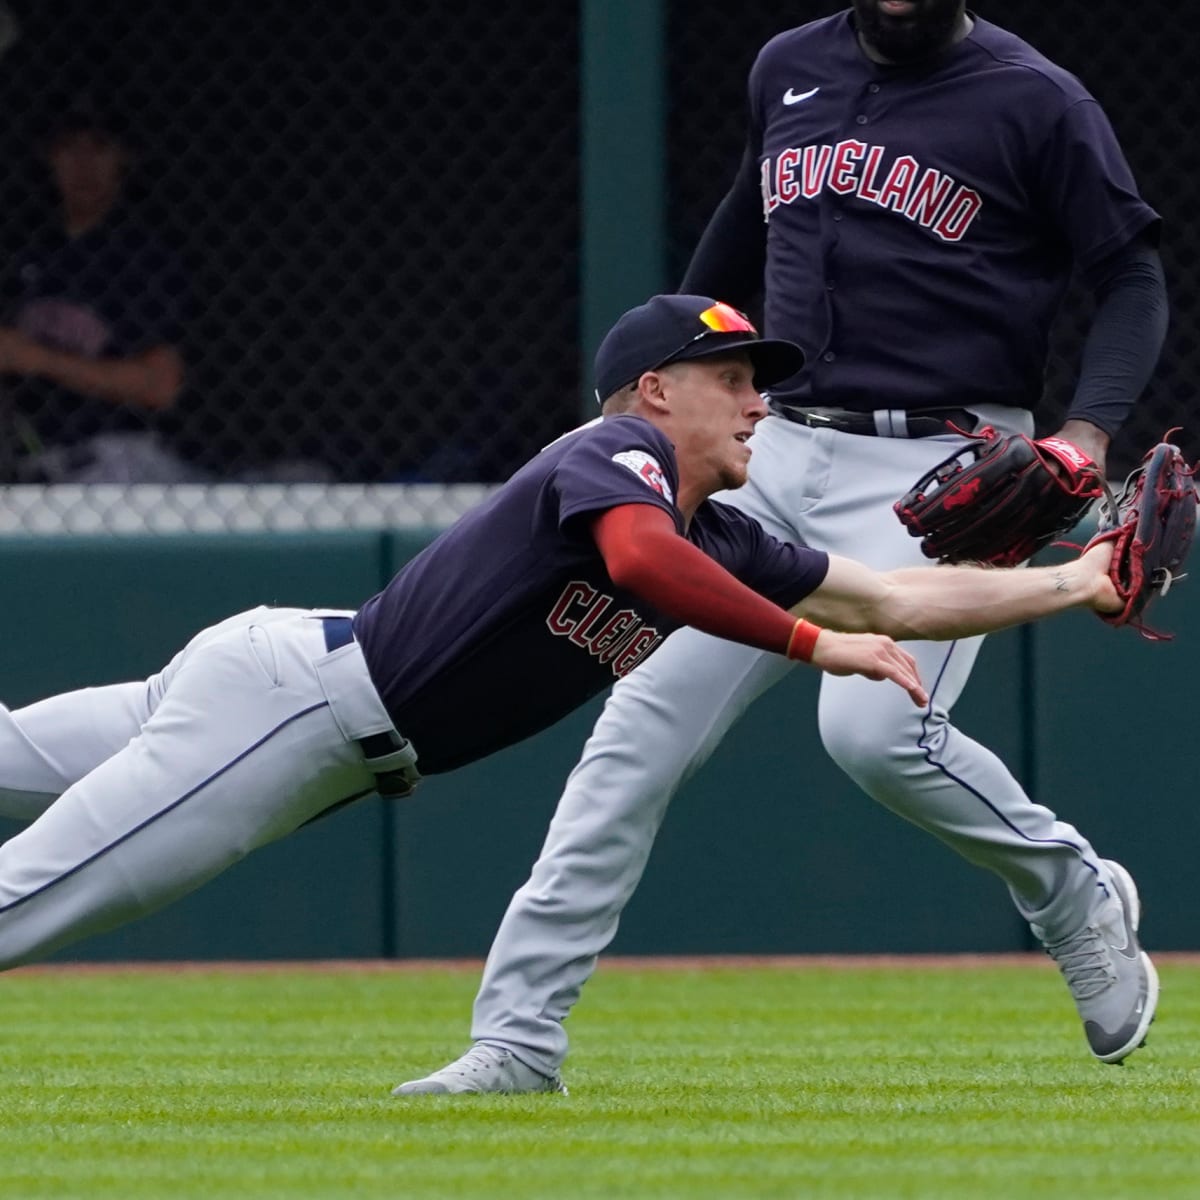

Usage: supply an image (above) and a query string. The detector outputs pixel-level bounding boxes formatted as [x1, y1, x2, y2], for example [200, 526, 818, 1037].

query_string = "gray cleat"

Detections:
[1043, 859, 1159, 1064]
[392, 1042, 568, 1096]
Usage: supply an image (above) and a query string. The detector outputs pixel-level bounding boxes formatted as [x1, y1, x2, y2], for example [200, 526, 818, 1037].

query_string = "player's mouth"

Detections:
[879, 0, 918, 15]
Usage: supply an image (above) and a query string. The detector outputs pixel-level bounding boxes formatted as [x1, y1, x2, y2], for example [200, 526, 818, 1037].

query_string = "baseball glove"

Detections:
[894, 427, 1105, 567]
[1085, 439, 1198, 640]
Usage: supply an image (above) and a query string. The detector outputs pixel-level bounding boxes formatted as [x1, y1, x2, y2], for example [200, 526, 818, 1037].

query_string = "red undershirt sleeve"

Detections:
[591, 502, 814, 658]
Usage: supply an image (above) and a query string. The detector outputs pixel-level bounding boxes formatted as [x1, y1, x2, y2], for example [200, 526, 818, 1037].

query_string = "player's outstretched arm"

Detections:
[592, 504, 928, 704]
[795, 544, 1121, 642]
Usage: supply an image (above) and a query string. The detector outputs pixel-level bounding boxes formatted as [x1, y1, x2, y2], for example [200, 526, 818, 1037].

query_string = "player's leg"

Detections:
[815, 633, 1155, 1061]
[0, 611, 378, 967]
[786, 418, 1155, 1062]
[816, 636, 1105, 936]
[765, 414, 1112, 921]
[0, 605, 294, 821]
[0, 683, 154, 819]
[393, 627, 792, 1093]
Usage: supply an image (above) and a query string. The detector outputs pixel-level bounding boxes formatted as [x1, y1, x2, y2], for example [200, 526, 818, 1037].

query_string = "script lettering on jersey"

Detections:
[761, 141, 983, 243]
[545, 580, 664, 678]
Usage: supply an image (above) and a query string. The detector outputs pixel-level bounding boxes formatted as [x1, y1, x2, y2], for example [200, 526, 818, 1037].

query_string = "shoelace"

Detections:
[445, 1044, 508, 1078]
[1045, 926, 1117, 1000]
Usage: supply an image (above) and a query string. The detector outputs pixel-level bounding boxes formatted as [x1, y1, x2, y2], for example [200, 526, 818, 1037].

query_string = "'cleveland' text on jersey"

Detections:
[545, 580, 663, 677]
[760, 142, 983, 243]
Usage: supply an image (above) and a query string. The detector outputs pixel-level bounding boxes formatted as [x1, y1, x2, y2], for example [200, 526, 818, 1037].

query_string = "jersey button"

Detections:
[832, 212, 843, 222]
[868, 83, 881, 94]
[855, 114, 868, 125]
[822, 352, 836, 363]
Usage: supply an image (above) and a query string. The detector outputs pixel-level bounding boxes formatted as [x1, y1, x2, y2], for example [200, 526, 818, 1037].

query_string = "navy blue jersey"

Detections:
[353, 415, 829, 773]
[2, 214, 192, 446]
[723, 14, 1159, 411]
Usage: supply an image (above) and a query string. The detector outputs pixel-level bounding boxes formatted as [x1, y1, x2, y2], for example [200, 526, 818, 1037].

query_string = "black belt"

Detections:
[771, 403, 978, 438]
[321, 615, 419, 797]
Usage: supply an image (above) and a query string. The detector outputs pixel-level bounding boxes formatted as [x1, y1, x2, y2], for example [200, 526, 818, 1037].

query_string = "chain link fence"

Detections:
[0, 0, 579, 530]
[0, 1, 1194, 532]
[669, 0, 1198, 482]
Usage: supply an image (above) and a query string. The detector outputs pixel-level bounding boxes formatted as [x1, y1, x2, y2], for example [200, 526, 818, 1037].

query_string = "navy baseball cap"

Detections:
[593, 294, 805, 403]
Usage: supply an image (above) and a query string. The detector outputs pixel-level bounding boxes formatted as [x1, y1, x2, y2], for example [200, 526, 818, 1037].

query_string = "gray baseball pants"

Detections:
[0, 607, 397, 967]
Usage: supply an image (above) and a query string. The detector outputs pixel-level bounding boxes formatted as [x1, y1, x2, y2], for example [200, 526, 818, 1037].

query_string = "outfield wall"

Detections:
[2, 531, 1195, 959]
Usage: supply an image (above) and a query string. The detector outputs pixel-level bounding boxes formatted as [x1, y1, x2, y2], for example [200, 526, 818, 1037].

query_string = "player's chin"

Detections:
[718, 461, 751, 491]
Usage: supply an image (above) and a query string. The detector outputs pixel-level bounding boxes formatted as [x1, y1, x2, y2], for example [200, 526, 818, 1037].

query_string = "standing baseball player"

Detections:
[0, 294, 1137, 1040]
[399, 1, 1168, 1094]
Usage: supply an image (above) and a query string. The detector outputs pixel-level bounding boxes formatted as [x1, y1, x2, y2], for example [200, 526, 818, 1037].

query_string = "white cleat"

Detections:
[392, 1043, 568, 1095]
[1043, 859, 1158, 1064]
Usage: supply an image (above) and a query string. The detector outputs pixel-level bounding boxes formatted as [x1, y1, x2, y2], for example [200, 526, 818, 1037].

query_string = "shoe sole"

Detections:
[1095, 860, 1159, 1064]
[392, 1068, 568, 1096]
[393, 1080, 568, 1096]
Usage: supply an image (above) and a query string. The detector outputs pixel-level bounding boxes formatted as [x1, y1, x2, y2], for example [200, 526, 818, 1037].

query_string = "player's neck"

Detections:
[675, 470, 724, 530]
[675, 491, 701, 531]
[858, 12, 974, 65]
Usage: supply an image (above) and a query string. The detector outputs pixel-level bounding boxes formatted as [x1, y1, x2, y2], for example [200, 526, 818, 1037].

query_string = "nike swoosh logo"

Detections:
[783, 86, 820, 105]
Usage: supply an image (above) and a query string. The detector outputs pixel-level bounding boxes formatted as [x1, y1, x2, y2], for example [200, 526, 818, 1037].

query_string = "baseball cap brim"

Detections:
[668, 331, 805, 391]
[593, 295, 807, 401]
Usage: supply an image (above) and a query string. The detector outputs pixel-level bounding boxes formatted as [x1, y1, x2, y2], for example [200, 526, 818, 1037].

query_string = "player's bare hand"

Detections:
[810, 630, 928, 707]
[1079, 539, 1123, 615]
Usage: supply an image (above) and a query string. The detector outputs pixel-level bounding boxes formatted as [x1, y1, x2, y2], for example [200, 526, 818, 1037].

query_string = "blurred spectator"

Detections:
[0, 105, 208, 482]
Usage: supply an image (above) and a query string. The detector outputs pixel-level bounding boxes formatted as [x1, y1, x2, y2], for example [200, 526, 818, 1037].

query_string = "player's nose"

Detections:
[744, 389, 770, 423]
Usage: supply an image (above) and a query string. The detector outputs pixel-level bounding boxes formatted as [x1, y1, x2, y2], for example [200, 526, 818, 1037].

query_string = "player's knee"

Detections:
[817, 707, 928, 788]
[0, 706, 74, 805]
[819, 715, 881, 774]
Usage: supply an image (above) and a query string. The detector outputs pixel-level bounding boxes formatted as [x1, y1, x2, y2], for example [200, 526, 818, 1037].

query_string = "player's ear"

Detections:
[632, 370, 670, 413]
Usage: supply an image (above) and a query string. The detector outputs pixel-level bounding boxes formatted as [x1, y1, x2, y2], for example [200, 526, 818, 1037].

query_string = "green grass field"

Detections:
[1, 959, 1197, 1199]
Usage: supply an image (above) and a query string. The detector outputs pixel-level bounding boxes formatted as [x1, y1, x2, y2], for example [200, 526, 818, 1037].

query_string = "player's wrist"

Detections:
[786, 618, 822, 662]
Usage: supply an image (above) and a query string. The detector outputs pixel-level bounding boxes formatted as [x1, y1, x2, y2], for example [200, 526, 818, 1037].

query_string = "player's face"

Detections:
[659, 354, 768, 494]
[851, 0, 967, 63]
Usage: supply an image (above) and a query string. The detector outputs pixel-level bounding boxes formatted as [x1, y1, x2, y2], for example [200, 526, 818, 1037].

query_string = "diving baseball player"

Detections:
[400, 1, 1167, 1094]
[0, 295, 1132, 1075]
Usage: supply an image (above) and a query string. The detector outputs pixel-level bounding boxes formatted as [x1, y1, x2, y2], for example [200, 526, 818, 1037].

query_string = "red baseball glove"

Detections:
[894, 427, 1105, 567]
[1085, 439, 1198, 640]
